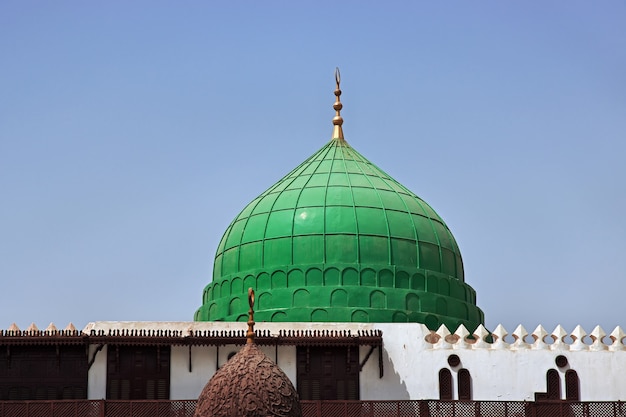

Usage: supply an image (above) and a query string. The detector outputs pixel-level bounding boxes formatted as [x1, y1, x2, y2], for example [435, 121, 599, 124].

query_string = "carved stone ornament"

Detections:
[194, 343, 302, 417]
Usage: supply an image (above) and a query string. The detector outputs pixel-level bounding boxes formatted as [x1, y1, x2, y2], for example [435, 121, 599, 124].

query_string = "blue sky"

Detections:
[1, 2, 625, 338]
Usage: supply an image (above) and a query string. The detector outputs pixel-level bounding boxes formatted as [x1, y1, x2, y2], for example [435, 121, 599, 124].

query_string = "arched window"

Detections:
[565, 370, 580, 401]
[438, 369, 453, 400]
[547, 369, 561, 400]
[458, 368, 472, 400]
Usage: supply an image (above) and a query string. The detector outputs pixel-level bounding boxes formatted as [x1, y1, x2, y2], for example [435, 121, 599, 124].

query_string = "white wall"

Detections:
[85, 321, 626, 401]
[170, 345, 216, 400]
[169, 343, 297, 400]
[87, 344, 107, 399]
[372, 323, 626, 401]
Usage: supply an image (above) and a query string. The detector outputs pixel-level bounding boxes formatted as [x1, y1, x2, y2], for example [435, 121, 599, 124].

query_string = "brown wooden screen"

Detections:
[547, 369, 561, 400]
[565, 369, 580, 401]
[438, 369, 453, 400]
[296, 346, 359, 400]
[458, 368, 472, 400]
[106, 346, 170, 400]
[2, 400, 624, 417]
[0, 346, 87, 400]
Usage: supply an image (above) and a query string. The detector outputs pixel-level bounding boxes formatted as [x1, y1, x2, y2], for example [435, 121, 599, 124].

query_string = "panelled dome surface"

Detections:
[195, 75, 484, 331]
[195, 140, 484, 331]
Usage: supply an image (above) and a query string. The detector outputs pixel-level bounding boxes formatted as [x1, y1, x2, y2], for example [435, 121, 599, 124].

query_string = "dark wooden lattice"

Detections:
[0, 346, 87, 401]
[565, 369, 580, 400]
[296, 346, 359, 401]
[439, 369, 453, 400]
[546, 369, 561, 400]
[0, 400, 624, 417]
[458, 368, 472, 400]
[106, 346, 170, 400]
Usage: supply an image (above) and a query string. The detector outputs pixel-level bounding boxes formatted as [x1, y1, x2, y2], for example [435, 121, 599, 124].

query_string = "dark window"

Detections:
[106, 345, 170, 400]
[547, 369, 561, 400]
[447, 354, 460, 367]
[296, 346, 359, 400]
[555, 355, 568, 368]
[0, 346, 87, 400]
[438, 369, 453, 400]
[458, 368, 472, 400]
[565, 370, 579, 400]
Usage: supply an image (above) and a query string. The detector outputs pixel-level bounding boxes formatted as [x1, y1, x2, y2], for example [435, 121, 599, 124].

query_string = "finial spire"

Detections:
[332, 67, 344, 140]
[246, 288, 255, 344]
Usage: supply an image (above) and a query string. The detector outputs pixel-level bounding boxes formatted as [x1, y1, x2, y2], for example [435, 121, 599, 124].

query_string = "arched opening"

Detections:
[458, 368, 472, 400]
[547, 369, 561, 400]
[438, 369, 452, 400]
[565, 370, 580, 401]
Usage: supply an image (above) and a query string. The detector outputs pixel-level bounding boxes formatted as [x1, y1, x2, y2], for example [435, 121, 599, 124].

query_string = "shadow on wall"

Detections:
[360, 340, 411, 400]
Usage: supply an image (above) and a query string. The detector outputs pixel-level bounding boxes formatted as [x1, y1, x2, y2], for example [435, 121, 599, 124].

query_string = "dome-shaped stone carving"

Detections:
[195, 288, 301, 417]
[194, 343, 301, 417]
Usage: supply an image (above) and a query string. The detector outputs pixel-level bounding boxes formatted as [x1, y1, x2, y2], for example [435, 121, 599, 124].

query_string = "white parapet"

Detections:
[424, 324, 626, 351]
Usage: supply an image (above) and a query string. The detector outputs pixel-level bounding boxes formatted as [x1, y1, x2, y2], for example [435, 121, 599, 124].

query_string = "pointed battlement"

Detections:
[1, 322, 82, 337]
[425, 324, 625, 351]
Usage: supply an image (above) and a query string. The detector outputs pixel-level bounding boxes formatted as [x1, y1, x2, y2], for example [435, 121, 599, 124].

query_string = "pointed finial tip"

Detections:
[332, 67, 344, 140]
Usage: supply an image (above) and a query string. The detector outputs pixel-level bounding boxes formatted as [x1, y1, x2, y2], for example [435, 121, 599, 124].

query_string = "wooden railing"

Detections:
[0, 399, 624, 417]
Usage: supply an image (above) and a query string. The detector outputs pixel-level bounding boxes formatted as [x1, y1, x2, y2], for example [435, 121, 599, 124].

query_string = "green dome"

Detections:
[195, 73, 484, 330]
[195, 137, 484, 330]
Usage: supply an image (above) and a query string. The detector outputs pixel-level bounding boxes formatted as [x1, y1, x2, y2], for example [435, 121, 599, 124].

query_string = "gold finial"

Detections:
[246, 287, 255, 344]
[332, 67, 344, 140]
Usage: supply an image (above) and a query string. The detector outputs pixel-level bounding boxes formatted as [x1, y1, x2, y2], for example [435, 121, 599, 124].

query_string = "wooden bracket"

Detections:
[188, 344, 192, 373]
[378, 344, 384, 378]
[359, 346, 375, 371]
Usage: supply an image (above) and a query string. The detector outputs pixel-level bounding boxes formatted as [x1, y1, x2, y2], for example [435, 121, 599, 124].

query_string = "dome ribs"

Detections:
[195, 72, 483, 329]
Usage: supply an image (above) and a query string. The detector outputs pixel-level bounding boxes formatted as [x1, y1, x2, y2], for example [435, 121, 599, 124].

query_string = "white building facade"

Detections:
[76, 321, 626, 402]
